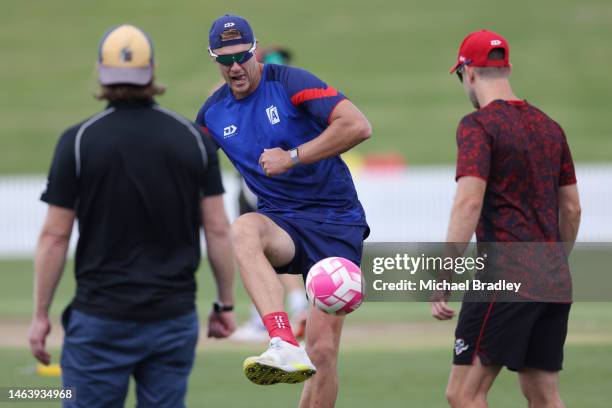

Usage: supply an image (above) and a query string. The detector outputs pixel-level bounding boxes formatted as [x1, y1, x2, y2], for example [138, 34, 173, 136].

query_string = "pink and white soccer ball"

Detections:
[305, 257, 365, 315]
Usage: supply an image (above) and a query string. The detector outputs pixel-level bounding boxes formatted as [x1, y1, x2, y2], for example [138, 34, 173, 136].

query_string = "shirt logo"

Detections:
[223, 125, 238, 138]
[454, 338, 469, 356]
[490, 39, 502, 46]
[266, 105, 280, 125]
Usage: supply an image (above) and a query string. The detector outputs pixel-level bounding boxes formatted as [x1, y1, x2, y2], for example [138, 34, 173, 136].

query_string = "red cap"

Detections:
[450, 30, 510, 73]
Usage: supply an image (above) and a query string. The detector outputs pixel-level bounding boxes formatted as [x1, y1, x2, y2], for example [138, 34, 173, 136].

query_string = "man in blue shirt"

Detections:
[197, 14, 371, 407]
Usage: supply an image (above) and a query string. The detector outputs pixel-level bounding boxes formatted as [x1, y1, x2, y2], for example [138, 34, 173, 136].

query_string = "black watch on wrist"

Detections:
[213, 302, 234, 313]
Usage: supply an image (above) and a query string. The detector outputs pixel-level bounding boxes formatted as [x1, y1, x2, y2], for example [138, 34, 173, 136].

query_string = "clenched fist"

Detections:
[259, 148, 293, 176]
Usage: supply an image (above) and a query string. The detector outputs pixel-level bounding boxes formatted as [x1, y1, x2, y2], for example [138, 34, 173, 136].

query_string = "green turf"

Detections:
[2, 257, 612, 406]
[0, 258, 438, 323]
[2, 259, 612, 330]
[1, 345, 611, 408]
[1, 0, 611, 174]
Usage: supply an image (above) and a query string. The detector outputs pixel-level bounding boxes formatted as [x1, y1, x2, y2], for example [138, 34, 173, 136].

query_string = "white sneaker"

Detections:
[230, 321, 268, 343]
[243, 337, 317, 385]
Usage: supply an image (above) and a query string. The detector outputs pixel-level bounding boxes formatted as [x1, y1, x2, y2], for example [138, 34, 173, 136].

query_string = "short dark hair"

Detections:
[95, 81, 165, 103]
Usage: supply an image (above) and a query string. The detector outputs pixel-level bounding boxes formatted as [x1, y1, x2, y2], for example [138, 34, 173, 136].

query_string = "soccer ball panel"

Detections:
[305, 257, 364, 315]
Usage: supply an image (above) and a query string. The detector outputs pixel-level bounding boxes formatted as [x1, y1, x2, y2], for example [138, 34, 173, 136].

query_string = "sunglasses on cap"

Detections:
[455, 59, 472, 83]
[208, 41, 257, 67]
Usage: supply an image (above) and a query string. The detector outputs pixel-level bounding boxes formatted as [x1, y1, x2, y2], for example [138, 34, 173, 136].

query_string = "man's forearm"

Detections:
[446, 201, 482, 244]
[206, 233, 235, 305]
[559, 211, 581, 254]
[558, 185, 581, 255]
[33, 235, 69, 318]
[297, 116, 371, 165]
[438, 201, 481, 288]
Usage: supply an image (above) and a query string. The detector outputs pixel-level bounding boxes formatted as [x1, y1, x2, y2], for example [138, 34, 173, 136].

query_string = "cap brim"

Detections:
[449, 61, 462, 74]
[98, 65, 153, 85]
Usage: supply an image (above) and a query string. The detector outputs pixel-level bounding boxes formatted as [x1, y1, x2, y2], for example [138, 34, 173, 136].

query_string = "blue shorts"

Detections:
[261, 213, 369, 280]
[60, 308, 198, 408]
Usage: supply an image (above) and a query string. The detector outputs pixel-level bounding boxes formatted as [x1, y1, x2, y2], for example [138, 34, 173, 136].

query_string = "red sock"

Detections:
[262, 312, 298, 346]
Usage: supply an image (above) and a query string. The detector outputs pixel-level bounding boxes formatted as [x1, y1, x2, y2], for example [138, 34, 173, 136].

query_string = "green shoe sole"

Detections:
[243, 357, 317, 385]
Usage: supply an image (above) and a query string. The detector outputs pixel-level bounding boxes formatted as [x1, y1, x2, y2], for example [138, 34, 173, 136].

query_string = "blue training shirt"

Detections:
[196, 64, 367, 227]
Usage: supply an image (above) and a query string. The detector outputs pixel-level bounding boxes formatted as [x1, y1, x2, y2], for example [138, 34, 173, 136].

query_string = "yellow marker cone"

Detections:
[36, 363, 62, 377]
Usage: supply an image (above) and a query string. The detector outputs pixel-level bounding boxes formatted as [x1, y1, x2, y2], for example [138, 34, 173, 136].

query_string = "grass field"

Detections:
[1, 0, 612, 406]
[2, 346, 611, 408]
[1, 0, 612, 174]
[1, 259, 611, 407]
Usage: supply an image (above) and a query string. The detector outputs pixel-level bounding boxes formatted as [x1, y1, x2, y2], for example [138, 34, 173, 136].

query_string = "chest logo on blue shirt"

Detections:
[266, 105, 280, 125]
[223, 125, 238, 138]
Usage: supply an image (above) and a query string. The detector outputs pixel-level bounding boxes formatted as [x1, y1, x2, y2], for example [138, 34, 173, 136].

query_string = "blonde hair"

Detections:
[220, 28, 242, 41]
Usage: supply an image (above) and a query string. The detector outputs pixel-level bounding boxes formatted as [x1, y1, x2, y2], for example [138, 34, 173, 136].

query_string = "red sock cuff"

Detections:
[262, 312, 298, 346]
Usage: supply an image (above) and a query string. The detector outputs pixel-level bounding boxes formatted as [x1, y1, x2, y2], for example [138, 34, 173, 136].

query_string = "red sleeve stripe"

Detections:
[200, 125, 210, 136]
[291, 86, 338, 106]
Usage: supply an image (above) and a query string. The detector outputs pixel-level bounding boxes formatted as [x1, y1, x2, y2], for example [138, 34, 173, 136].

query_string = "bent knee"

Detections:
[446, 387, 489, 408]
[445, 391, 457, 407]
[231, 214, 265, 245]
[521, 381, 562, 407]
[522, 391, 564, 408]
[445, 387, 463, 408]
[307, 340, 338, 368]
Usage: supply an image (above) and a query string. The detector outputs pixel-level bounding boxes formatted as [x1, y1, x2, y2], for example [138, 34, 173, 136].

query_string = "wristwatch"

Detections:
[213, 302, 234, 313]
[289, 147, 300, 166]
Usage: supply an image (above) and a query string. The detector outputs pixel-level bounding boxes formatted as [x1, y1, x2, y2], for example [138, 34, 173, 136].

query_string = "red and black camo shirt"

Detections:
[456, 99, 577, 243]
[455, 100, 577, 300]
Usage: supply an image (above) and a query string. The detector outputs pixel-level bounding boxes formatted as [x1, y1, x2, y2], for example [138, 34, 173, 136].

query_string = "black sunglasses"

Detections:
[208, 42, 257, 67]
[455, 59, 472, 83]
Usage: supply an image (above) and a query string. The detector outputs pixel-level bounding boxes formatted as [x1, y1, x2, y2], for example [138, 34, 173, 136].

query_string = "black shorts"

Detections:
[453, 301, 571, 371]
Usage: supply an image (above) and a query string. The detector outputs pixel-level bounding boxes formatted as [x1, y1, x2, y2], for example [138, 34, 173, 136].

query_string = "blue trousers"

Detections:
[61, 308, 198, 408]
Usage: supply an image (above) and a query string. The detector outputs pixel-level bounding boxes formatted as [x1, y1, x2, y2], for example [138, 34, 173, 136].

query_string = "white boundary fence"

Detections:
[1, 164, 611, 258]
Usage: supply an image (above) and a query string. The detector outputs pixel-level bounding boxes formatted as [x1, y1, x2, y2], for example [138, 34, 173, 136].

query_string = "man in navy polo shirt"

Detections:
[197, 14, 371, 407]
